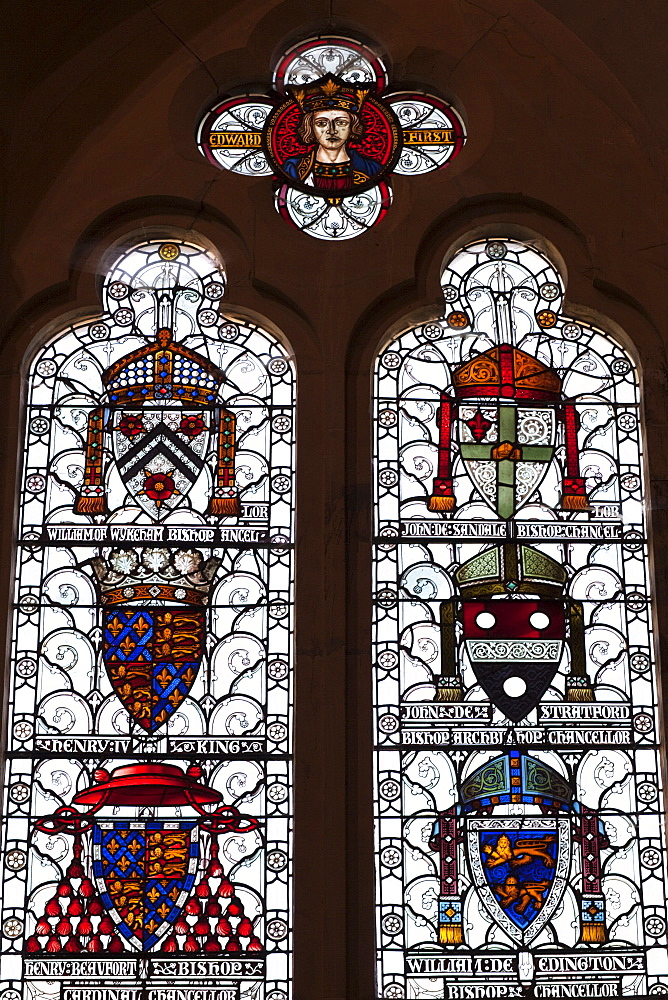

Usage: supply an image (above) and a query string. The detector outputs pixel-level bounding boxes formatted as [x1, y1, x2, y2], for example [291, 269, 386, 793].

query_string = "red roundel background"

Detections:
[265, 95, 400, 191]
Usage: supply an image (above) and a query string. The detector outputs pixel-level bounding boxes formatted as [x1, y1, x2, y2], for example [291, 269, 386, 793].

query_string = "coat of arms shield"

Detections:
[462, 597, 565, 721]
[467, 816, 570, 945]
[111, 406, 211, 519]
[103, 605, 206, 733]
[93, 820, 199, 949]
[458, 401, 556, 520]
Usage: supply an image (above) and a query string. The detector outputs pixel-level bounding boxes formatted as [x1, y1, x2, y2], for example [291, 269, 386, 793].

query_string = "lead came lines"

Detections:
[372, 237, 667, 998]
[2, 238, 295, 1000]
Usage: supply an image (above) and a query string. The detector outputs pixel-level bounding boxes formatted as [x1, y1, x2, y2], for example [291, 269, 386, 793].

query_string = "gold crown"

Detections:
[289, 73, 370, 115]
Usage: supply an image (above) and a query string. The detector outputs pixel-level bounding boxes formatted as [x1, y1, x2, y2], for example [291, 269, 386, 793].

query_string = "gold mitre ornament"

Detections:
[289, 74, 371, 115]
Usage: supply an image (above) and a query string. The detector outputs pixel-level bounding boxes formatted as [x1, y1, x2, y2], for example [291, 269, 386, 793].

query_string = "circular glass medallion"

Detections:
[268, 659, 289, 680]
[113, 308, 134, 326]
[205, 282, 225, 300]
[2, 918, 22, 939]
[380, 846, 401, 868]
[267, 782, 289, 803]
[266, 918, 288, 940]
[388, 93, 466, 175]
[273, 36, 388, 93]
[379, 779, 400, 800]
[381, 913, 403, 935]
[5, 849, 26, 871]
[16, 658, 36, 677]
[198, 96, 274, 176]
[268, 357, 289, 376]
[379, 713, 399, 733]
[9, 783, 29, 804]
[267, 850, 288, 871]
[275, 180, 392, 240]
[267, 722, 288, 742]
[485, 241, 506, 259]
[199, 309, 218, 327]
[378, 408, 397, 427]
[637, 781, 658, 803]
[641, 847, 662, 869]
[159, 243, 180, 260]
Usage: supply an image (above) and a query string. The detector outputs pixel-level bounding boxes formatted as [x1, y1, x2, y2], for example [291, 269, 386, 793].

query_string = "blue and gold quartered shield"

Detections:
[103, 606, 205, 733]
[93, 821, 199, 949]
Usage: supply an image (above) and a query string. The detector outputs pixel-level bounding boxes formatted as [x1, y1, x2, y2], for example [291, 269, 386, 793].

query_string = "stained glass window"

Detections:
[2, 238, 294, 1000]
[197, 35, 465, 241]
[372, 237, 668, 997]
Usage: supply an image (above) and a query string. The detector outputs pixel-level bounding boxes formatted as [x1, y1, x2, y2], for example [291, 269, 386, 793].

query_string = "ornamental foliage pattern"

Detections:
[372, 238, 668, 998]
[1, 239, 294, 1000]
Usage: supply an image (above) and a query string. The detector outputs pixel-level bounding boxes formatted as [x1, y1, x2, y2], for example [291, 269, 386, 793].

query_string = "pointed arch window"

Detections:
[372, 237, 668, 997]
[2, 238, 294, 1000]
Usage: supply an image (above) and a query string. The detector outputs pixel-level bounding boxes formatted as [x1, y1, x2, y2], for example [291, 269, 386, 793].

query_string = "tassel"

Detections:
[429, 397, 455, 513]
[561, 410, 589, 507]
[436, 683, 463, 702]
[209, 408, 238, 518]
[208, 496, 240, 517]
[428, 494, 456, 513]
[566, 684, 594, 703]
[75, 407, 106, 513]
[562, 494, 590, 511]
[75, 495, 106, 514]
[438, 898, 463, 945]
[439, 923, 464, 945]
[581, 921, 607, 943]
[580, 896, 607, 942]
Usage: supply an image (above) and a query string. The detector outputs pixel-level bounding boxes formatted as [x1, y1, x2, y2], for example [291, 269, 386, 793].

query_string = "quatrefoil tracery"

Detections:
[197, 35, 466, 240]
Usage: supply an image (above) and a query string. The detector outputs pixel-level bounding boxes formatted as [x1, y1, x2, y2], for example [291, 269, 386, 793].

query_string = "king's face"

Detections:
[313, 109, 351, 151]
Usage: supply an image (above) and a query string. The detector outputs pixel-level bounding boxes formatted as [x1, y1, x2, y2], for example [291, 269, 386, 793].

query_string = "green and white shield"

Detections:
[458, 402, 556, 519]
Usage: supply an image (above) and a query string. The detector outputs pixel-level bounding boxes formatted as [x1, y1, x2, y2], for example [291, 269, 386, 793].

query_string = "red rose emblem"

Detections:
[180, 414, 206, 438]
[118, 414, 145, 438]
[143, 473, 176, 502]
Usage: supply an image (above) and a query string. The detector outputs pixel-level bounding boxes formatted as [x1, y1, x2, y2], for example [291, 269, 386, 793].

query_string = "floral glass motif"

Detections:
[372, 238, 668, 997]
[1, 239, 294, 1000]
[197, 36, 465, 241]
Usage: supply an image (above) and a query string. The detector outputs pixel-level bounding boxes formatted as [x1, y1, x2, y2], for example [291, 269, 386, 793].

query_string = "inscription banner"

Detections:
[393, 520, 624, 542]
[35, 524, 274, 545]
[373, 238, 668, 998]
[3, 239, 294, 1000]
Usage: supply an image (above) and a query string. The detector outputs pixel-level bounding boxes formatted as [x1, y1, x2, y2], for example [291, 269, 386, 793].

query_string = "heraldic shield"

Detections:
[103, 605, 206, 733]
[461, 752, 572, 947]
[30, 763, 263, 955]
[93, 820, 198, 949]
[111, 405, 211, 520]
[76, 328, 239, 519]
[452, 544, 568, 720]
[427, 342, 596, 517]
[93, 547, 219, 734]
[454, 346, 559, 520]
[468, 817, 570, 944]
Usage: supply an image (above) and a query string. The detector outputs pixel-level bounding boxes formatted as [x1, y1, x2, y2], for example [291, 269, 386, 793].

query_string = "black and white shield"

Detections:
[112, 407, 210, 519]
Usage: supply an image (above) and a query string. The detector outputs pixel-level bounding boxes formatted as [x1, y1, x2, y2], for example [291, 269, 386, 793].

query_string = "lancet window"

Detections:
[1, 238, 294, 1000]
[372, 237, 668, 998]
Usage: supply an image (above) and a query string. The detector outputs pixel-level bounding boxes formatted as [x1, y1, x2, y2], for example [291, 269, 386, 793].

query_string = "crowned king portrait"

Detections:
[280, 75, 384, 191]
